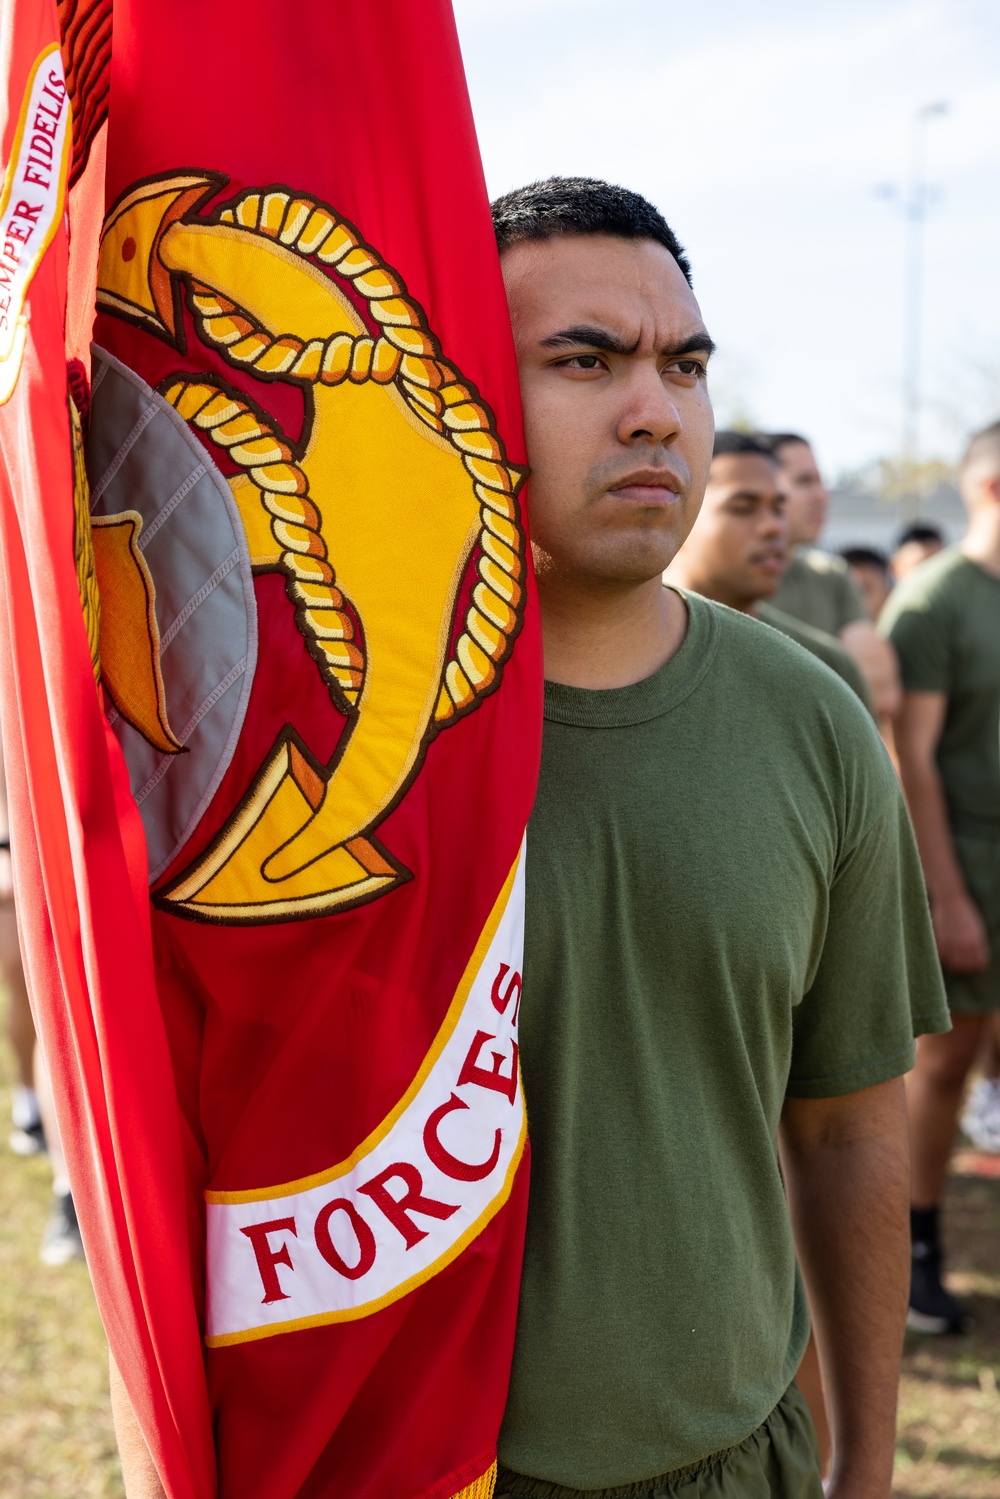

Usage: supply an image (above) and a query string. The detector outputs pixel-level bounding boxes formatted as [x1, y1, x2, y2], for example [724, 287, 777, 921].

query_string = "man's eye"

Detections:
[568, 355, 601, 369]
[670, 359, 705, 377]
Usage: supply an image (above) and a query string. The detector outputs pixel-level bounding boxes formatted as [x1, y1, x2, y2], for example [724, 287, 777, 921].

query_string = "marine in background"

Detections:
[840, 546, 892, 623]
[764, 432, 901, 718]
[882, 421, 1000, 1335]
[668, 432, 872, 713]
[891, 522, 946, 584]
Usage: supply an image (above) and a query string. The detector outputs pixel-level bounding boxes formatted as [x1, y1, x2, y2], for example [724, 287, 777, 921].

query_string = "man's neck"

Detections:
[537, 573, 688, 689]
[664, 562, 752, 616]
[961, 508, 1000, 578]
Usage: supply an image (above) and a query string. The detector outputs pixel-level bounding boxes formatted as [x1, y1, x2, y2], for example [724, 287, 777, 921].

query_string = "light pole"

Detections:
[901, 101, 948, 517]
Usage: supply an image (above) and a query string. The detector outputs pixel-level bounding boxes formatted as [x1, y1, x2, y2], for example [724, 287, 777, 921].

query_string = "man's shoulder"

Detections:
[774, 549, 866, 633]
[697, 597, 894, 818]
[757, 600, 846, 661]
[881, 547, 968, 629]
[755, 602, 870, 703]
[701, 597, 871, 718]
[800, 547, 851, 583]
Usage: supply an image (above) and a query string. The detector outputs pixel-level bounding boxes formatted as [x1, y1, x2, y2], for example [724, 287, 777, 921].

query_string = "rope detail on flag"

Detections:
[452, 1462, 497, 1499]
[162, 378, 364, 706]
[182, 187, 525, 724]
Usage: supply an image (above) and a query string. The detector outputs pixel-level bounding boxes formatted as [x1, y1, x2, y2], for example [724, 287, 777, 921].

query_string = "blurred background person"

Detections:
[841, 545, 893, 622]
[668, 431, 871, 709]
[762, 431, 901, 718]
[0, 746, 83, 1265]
[881, 420, 1000, 1334]
[961, 1016, 1000, 1153]
[1, 754, 43, 1157]
[892, 523, 947, 584]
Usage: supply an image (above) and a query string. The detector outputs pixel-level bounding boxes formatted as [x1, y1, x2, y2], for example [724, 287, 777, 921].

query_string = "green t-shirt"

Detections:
[881, 548, 1000, 836]
[499, 592, 948, 1493]
[755, 601, 873, 713]
[769, 549, 867, 636]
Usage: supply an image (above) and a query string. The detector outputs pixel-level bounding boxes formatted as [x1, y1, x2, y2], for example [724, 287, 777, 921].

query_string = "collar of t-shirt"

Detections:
[542, 589, 720, 729]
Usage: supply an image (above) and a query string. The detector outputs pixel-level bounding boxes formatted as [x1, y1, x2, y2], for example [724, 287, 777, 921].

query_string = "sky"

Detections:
[453, 0, 1000, 482]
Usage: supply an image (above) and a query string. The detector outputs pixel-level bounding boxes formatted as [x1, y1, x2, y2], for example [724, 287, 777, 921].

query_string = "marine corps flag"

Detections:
[0, 1, 540, 1495]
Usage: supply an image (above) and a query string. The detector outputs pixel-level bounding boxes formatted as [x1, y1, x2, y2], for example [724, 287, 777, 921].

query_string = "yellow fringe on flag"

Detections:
[452, 1461, 497, 1499]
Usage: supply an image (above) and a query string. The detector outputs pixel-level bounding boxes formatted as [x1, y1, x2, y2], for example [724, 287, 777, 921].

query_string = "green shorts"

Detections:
[946, 831, 1000, 1014]
[494, 1382, 822, 1499]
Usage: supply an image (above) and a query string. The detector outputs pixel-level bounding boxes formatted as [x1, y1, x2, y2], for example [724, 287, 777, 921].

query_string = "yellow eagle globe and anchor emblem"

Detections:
[94, 172, 527, 924]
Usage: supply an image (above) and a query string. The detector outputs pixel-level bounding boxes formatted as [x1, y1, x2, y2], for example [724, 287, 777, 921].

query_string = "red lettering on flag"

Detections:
[458, 1030, 519, 1105]
[314, 1198, 377, 1281]
[491, 962, 522, 1022]
[359, 1163, 458, 1249]
[423, 1092, 502, 1182]
[240, 1217, 298, 1304]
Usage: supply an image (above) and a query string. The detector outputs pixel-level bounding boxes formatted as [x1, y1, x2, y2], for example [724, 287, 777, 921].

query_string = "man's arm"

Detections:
[892, 690, 989, 971]
[109, 1353, 167, 1499]
[779, 1078, 909, 1499]
[839, 620, 902, 720]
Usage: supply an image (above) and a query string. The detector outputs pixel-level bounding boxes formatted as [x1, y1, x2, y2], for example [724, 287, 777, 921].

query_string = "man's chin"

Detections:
[534, 539, 680, 589]
[589, 553, 679, 587]
[752, 573, 783, 599]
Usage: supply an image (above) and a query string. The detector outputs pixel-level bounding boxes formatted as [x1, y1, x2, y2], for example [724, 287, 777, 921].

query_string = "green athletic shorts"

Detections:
[494, 1381, 822, 1499]
[946, 831, 1000, 1014]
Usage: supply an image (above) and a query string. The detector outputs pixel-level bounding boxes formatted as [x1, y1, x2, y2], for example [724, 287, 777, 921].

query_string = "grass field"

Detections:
[1, 1032, 998, 1498]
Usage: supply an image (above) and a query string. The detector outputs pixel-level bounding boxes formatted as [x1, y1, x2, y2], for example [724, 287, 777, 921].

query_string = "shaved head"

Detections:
[959, 421, 1000, 511]
[961, 421, 1000, 479]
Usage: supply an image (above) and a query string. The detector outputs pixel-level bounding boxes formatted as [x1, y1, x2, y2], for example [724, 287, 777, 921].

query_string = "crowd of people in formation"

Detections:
[4, 175, 1000, 1499]
[669, 420, 1000, 1345]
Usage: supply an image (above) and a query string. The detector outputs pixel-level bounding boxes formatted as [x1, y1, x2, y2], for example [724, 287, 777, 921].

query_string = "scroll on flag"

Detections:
[0, 1, 541, 1495]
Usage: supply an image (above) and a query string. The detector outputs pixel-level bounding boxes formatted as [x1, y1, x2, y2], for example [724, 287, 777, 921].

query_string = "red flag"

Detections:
[0, 3, 216, 1495]
[0, 2, 540, 1496]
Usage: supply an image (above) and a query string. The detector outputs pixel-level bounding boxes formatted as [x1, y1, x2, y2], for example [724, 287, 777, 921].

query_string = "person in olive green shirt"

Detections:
[763, 433, 900, 719]
[881, 421, 1000, 1335]
[490, 176, 948, 1499]
[667, 430, 872, 714]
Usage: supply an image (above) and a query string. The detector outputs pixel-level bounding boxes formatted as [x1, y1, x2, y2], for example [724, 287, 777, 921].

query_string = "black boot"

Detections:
[908, 1206, 967, 1334]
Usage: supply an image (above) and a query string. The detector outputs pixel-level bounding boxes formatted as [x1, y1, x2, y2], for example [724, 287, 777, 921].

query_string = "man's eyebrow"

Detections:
[539, 324, 716, 360]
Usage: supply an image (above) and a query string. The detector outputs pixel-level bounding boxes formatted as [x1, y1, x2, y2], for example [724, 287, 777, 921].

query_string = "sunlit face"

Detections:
[500, 234, 715, 590]
[671, 451, 788, 611]
[891, 537, 944, 582]
[776, 440, 827, 545]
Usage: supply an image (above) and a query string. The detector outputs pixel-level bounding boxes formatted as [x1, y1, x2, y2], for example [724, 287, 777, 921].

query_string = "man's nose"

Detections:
[614, 366, 682, 446]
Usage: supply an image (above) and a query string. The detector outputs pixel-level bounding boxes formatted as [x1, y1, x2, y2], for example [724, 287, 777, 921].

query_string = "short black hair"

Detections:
[756, 431, 811, 458]
[712, 430, 776, 460]
[841, 546, 889, 573]
[895, 523, 945, 548]
[490, 176, 692, 286]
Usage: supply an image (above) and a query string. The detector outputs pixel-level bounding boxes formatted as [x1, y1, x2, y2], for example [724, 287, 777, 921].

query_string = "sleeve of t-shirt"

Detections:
[882, 596, 951, 693]
[787, 789, 951, 1098]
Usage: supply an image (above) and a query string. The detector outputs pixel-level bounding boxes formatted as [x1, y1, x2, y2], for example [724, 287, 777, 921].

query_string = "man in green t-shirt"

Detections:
[666, 430, 872, 714]
[489, 177, 948, 1499]
[881, 422, 1000, 1335]
[764, 434, 900, 719]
